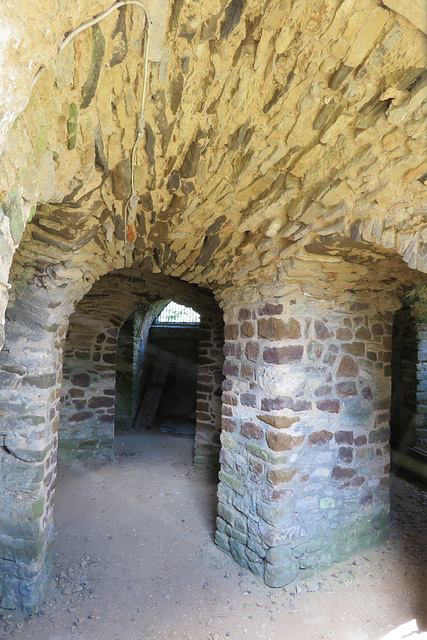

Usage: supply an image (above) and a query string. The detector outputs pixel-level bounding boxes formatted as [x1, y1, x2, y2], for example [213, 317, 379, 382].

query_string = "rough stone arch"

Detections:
[58, 267, 224, 465]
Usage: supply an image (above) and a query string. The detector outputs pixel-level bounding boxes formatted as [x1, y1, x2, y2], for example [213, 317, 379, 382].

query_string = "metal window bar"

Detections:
[156, 301, 200, 324]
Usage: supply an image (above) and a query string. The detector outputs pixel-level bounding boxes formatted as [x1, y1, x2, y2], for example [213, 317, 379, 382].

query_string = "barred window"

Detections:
[156, 301, 200, 324]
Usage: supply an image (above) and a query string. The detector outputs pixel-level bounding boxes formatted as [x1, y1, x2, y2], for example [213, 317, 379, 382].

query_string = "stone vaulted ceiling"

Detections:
[0, 0, 426, 325]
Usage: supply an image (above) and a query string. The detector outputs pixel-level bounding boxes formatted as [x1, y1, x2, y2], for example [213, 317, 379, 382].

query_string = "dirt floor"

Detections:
[1, 432, 426, 640]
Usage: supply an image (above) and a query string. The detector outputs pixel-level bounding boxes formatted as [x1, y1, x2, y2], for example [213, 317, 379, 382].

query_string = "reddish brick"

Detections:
[223, 343, 236, 357]
[238, 308, 251, 321]
[258, 303, 283, 316]
[223, 361, 239, 376]
[308, 430, 333, 446]
[241, 322, 255, 338]
[263, 345, 303, 364]
[336, 328, 352, 340]
[331, 466, 356, 480]
[222, 417, 236, 432]
[316, 399, 340, 413]
[314, 320, 333, 340]
[258, 318, 301, 341]
[338, 446, 353, 463]
[336, 381, 357, 397]
[241, 363, 254, 379]
[88, 396, 114, 409]
[355, 326, 371, 340]
[335, 430, 354, 444]
[241, 393, 257, 407]
[337, 355, 359, 377]
[351, 476, 365, 487]
[342, 342, 365, 357]
[246, 342, 260, 362]
[241, 421, 263, 440]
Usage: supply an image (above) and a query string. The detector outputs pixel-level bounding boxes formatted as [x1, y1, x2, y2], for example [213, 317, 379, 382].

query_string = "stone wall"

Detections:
[194, 315, 224, 469]
[216, 291, 393, 586]
[59, 313, 119, 461]
[114, 317, 135, 432]
[0, 280, 68, 613]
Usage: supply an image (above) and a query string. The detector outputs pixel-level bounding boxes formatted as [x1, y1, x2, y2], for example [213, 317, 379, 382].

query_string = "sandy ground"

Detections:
[1, 431, 426, 640]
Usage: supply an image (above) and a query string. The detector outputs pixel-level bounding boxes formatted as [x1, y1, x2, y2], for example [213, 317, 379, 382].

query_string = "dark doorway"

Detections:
[132, 302, 201, 436]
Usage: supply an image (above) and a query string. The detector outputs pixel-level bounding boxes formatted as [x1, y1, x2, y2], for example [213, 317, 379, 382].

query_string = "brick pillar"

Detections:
[216, 293, 393, 586]
[194, 314, 224, 469]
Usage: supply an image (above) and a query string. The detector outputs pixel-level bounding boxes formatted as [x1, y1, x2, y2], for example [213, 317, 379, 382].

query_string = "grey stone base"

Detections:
[216, 510, 389, 588]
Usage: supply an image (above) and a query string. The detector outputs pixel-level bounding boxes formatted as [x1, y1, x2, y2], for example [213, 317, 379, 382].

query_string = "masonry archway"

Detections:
[0, 0, 426, 618]
[58, 268, 224, 467]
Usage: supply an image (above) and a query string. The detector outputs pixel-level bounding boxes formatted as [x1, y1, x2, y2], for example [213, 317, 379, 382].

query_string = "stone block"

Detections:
[258, 318, 301, 340]
[241, 421, 263, 440]
[336, 381, 357, 397]
[258, 303, 283, 316]
[331, 466, 356, 480]
[342, 342, 365, 357]
[241, 393, 257, 407]
[215, 531, 230, 552]
[314, 320, 333, 340]
[316, 399, 340, 413]
[336, 328, 352, 340]
[229, 539, 249, 569]
[266, 430, 304, 452]
[308, 430, 333, 446]
[264, 551, 299, 587]
[337, 355, 359, 377]
[224, 324, 239, 340]
[338, 446, 353, 463]
[257, 501, 287, 526]
[263, 345, 303, 365]
[267, 468, 299, 484]
[246, 342, 260, 362]
[240, 321, 255, 338]
[335, 430, 354, 444]
[217, 501, 236, 526]
[257, 414, 300, 429]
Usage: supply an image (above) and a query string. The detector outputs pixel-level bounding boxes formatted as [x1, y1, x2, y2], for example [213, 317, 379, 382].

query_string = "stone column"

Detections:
[216, 291, 393, 586]
[194, 314, 224, 469]
[0, 315, 66, 613]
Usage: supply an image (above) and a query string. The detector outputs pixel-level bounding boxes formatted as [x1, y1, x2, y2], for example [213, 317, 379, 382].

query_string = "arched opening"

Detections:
[58, 269, 224, 467]
[133, 302, 201, 436]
